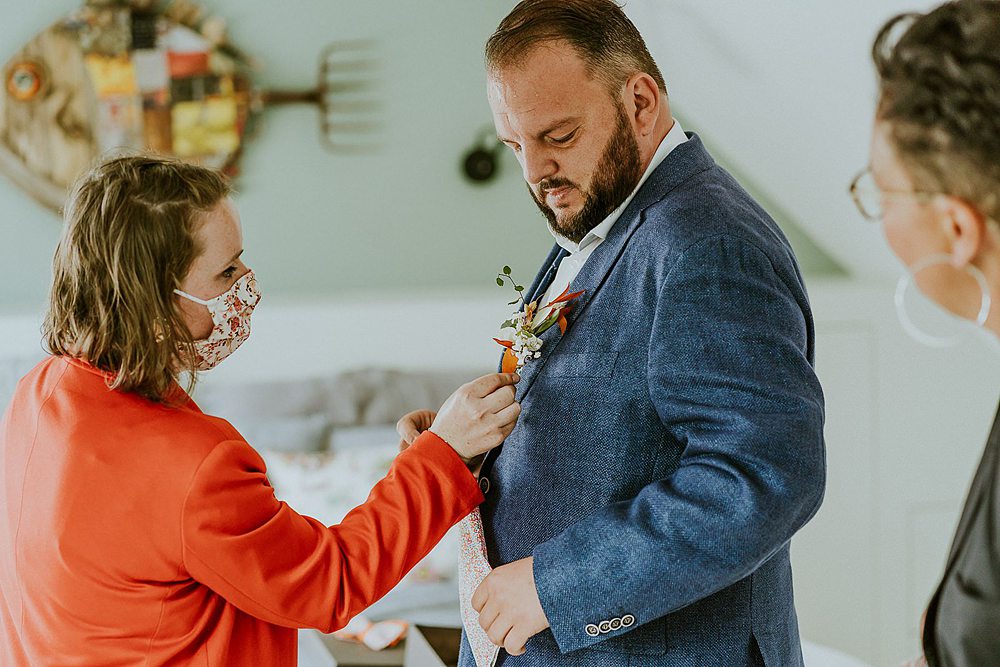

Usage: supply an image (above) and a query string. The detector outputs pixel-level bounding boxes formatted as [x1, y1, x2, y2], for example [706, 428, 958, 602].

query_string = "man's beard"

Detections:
[529, 105, 643, 244]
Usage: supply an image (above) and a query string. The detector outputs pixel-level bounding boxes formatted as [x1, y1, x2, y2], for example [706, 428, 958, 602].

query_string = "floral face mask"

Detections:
[174, 270, 260, 371]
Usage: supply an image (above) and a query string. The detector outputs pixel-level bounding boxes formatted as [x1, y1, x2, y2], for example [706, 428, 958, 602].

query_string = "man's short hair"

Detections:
[486, 0, 667, 96]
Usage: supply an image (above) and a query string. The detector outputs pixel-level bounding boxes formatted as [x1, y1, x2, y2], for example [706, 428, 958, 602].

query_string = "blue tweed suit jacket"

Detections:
[459, 134, 826, 667]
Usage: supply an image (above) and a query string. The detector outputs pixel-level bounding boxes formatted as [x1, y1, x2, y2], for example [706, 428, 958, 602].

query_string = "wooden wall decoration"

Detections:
[0, 0, 378, 213]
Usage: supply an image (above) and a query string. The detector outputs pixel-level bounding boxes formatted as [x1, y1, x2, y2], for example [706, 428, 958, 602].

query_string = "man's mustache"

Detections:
[536, 178, 578, 198]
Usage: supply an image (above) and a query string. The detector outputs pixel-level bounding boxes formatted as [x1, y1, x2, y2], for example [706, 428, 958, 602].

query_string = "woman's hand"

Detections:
[396, 410, 437, 452]
[426, 373, 520, 468]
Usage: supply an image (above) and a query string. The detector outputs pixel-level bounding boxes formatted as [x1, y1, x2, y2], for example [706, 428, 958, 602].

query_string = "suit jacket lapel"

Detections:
[527, 245, 566, 305]
[512, 133, 717, 401]
[942, 409, 1000, 575]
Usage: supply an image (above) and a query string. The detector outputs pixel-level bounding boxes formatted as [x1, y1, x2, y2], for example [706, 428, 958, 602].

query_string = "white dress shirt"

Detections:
[535, 119, 687, 318]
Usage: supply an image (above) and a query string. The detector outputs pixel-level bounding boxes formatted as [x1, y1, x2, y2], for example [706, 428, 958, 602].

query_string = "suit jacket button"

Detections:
[479, 477, 491, 494]
[609, 618, 622, 631]
[598, 620, 612, 633]
[585, 624, 600, 637]
[622, 614, 635, 627]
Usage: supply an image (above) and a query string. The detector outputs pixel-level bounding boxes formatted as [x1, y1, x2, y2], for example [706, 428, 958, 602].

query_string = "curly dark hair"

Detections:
[874, 0, 1000, 219]
[486, 0, 666, 96]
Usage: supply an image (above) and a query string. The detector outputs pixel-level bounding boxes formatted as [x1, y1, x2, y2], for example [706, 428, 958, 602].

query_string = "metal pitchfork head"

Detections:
[259, 39, 382, 153]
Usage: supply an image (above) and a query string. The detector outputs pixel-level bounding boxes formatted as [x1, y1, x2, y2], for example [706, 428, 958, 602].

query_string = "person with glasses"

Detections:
[855, 1, 1000, 664]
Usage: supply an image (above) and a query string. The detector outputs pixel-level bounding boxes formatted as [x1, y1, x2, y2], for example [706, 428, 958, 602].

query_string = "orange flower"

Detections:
[524, 301, 538, 325]
[557, 305, 573, 335]
[501, 348, 519, 374]
[544, 285, 585, 309]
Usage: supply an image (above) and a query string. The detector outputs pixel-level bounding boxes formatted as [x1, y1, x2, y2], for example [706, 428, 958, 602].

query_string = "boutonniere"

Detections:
[492, 265, 584, 374]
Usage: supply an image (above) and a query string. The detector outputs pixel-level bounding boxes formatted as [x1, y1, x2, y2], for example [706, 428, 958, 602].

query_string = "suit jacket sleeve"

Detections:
[180, 431, 482, 632]
[532, 234, 826, 653]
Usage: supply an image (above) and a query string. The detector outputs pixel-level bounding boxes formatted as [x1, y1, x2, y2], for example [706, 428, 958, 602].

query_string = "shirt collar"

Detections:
[549, 118, 687, 254]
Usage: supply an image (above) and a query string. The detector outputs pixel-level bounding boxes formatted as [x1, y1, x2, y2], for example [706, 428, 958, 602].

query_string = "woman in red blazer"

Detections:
[0, 156, 520, 666]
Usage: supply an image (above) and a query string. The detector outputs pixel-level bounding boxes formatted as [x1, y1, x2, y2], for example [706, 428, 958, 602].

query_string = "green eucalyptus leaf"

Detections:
[496, 277, 504, 287]
[535, 319, 557, 335]
[537, 310, 561, 329]
[503, 266, 512, 275]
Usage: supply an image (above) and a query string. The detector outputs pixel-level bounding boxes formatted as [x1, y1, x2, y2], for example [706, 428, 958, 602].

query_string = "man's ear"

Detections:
[942, 196, 987, 268]
[624, 73, 661, 137]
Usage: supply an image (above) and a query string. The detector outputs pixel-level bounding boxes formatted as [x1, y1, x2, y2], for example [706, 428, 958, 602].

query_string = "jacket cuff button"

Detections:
[585, 624, 600, 637]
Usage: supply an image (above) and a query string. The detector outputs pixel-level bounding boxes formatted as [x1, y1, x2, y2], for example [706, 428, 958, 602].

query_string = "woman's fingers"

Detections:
[468, 373, 520, 399]
[495, 401, 521, 429]
[395, 410, 435, 445]
[482, 384, 517, 414]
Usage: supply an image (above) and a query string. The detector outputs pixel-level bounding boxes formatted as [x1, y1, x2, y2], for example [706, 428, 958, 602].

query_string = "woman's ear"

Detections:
[942, 197, 987, 269]
[624, 73, 661, 137]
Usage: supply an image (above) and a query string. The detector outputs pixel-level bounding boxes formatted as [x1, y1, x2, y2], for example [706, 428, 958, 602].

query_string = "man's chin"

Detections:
[551, 208, 582, 227]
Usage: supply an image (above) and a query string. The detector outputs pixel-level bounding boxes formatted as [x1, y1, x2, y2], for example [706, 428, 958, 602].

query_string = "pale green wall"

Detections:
[0, 0, 840, 316]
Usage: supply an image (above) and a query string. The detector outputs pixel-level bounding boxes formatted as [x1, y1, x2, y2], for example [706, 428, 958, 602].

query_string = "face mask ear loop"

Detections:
[173, 289, 212, 307]
[895, 253, 992, 348]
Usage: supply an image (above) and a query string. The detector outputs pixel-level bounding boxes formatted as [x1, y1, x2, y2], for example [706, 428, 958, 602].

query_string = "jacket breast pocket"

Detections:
[544, 351, 619, 378]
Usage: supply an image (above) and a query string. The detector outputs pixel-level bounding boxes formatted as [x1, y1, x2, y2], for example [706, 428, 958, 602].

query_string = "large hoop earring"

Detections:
[895, 253, 991, 348]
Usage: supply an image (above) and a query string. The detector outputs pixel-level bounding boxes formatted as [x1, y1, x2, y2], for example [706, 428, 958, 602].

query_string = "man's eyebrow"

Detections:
[497, 118, 581, 144]
[535, 118, 580, 139]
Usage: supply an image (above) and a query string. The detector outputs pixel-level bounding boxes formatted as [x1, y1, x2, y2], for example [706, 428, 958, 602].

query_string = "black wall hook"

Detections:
[462, 128, 503, 184]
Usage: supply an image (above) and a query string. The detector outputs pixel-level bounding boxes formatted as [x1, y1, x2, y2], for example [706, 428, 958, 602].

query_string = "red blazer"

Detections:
[0, 357, 482, 666]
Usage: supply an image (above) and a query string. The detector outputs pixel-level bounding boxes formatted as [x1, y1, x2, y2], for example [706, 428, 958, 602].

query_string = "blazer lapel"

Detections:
[513, 133, 717, 401]
[941, 411, 1000, 575]
[527, 245, 567, 305]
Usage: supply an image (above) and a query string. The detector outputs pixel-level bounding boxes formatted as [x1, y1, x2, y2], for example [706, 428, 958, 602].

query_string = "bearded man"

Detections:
[400, 2, 826, 664]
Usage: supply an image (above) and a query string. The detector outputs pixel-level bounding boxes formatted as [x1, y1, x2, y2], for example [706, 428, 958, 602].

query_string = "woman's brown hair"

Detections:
[43, 155, 232, 403]
[873, 0, 1000, 219]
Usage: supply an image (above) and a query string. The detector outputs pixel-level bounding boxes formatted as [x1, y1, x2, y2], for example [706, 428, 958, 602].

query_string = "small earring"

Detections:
[154, 320, 167, 344]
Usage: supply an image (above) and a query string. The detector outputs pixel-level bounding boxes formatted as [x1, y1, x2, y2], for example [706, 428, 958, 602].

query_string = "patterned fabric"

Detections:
[175, 270, 260, 371]
[458, 509, 499, 667]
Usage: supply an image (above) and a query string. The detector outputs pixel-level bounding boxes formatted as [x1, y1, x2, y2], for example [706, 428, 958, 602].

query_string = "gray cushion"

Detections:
[339, 367, 487, 425]
[228, 413, 332, 453]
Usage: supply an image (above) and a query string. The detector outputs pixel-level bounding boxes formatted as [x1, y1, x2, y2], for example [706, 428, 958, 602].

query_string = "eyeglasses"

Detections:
[848, 168, 939, 221]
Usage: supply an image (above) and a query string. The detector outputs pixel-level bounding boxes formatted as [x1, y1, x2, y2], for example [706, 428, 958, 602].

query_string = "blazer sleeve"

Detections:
[180, 430, 482, 632]
[532, 234, 826, 654]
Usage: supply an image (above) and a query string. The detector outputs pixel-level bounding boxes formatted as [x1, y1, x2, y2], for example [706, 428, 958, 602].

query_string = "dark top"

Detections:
[924, 403, 1000, 666]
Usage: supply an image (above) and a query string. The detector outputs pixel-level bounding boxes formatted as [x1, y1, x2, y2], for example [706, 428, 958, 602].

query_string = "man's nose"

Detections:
[521, 146, 557, 185]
